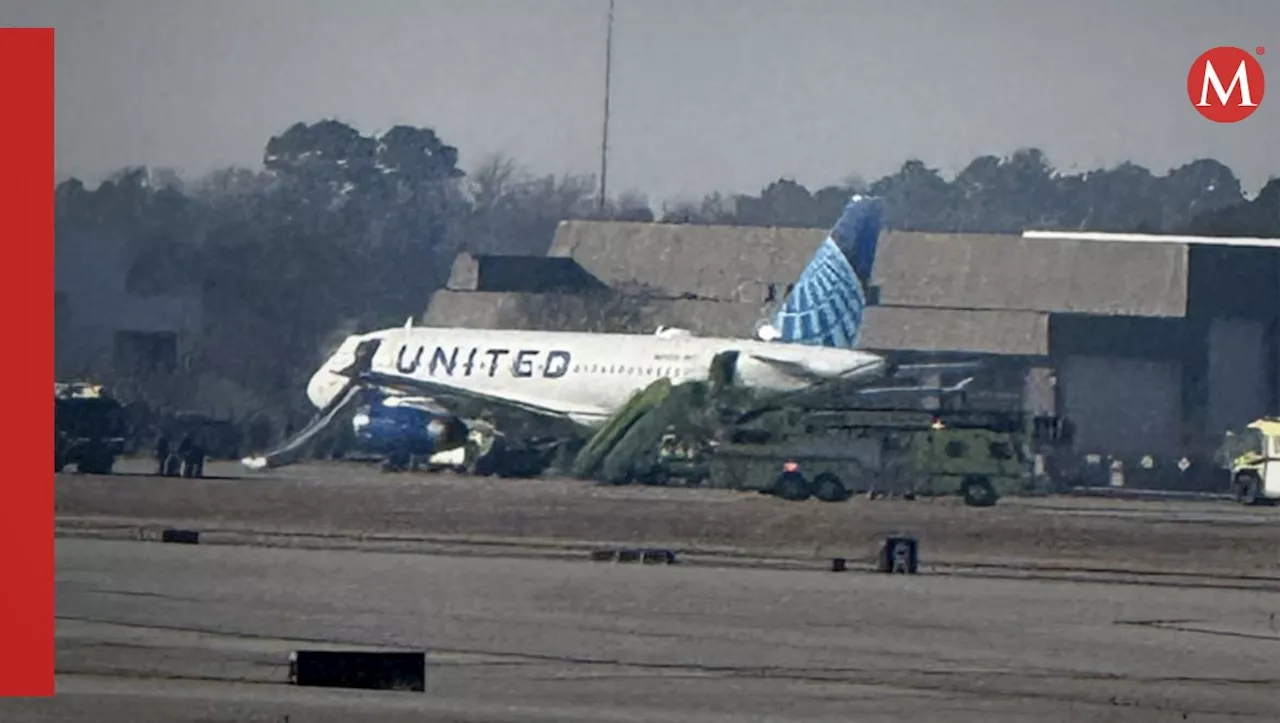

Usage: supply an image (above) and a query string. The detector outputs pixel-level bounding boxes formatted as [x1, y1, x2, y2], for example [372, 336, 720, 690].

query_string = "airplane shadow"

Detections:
[58, 471, 250, 482]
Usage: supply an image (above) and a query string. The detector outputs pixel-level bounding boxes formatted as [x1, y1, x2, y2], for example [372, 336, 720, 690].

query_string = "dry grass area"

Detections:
[56, 458, 1280, 576]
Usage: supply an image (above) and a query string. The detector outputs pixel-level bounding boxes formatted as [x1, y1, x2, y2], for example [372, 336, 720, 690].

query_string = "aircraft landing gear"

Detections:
[459, 432, 562, 479]
[381, 449, 412, 473]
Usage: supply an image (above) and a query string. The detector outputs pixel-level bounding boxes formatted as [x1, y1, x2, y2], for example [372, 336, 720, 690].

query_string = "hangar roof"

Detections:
[546, 221, 1190, 317]
[431, 220, 1206, 356]
[424, 290, 1050, 356]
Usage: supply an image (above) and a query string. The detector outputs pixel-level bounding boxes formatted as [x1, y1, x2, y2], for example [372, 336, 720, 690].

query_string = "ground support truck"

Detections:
[571, 376, 1064, 507]
[55, 382, 127, 475]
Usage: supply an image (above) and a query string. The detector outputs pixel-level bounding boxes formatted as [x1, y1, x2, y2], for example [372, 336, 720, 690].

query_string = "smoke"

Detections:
[316, 318, 363, 364]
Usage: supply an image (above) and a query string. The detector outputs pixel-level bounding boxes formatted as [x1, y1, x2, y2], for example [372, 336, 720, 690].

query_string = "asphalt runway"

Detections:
[58, 458, 1280, 577]
[10, 538, 1279, 722]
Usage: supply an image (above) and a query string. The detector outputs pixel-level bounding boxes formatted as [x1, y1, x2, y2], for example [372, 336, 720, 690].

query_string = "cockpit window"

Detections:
[1244, 428, 1265, 456]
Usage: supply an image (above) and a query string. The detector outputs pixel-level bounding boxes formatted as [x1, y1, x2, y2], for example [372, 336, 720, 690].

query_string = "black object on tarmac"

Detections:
[590, 547, 678, 564]
[160, 529, 200, 545]
[289, 650, 426, 692]
[878, 536, 919, 574]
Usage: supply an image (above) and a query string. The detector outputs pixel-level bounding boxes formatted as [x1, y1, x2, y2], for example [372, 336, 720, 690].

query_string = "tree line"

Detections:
[55, 119, 1280, 426]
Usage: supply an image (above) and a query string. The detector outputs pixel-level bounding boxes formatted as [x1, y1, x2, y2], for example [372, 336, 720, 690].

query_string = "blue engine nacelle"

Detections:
[350, 397, 468, 457]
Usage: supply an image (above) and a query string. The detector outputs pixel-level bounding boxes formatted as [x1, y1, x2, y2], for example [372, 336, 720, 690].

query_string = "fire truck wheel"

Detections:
[813, 473, 850, 502]
[1235, 473, 1261, 506]
[960, 476, 998, 507]
[774, 471, 811, 502]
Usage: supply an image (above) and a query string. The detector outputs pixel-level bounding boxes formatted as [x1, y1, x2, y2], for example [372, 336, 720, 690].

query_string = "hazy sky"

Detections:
[7, 0, 1279, 204]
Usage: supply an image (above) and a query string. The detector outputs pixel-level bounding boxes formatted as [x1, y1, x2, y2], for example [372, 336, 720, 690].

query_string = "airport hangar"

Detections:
[425, 220, 1279, 468]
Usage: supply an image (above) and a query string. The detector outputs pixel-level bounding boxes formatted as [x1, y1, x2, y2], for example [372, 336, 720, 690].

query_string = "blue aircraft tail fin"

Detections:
[765, 195, 884, 348]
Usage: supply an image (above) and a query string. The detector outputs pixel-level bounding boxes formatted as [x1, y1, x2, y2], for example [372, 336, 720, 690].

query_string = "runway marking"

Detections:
[1117, 618, 1280, 644]
[56, 526, 1280, 594]
[1034, 508, 1276, 525]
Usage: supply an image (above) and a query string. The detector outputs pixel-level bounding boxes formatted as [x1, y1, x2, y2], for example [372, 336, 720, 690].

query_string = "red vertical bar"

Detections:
[0, 27, 55, 697]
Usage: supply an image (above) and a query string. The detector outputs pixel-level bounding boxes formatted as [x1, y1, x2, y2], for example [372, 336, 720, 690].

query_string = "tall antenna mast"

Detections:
[597, 0, 615, 213]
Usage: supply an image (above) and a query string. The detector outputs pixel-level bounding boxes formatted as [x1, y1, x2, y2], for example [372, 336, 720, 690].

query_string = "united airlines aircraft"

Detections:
[243, 196, 969, 472]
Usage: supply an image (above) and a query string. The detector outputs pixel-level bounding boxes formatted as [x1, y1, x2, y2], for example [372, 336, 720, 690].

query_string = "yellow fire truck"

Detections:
[1219, 417, 1280, 506]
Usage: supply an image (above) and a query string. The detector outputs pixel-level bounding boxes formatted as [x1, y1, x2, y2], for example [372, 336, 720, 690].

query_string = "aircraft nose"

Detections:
[306, 368, 346, 410]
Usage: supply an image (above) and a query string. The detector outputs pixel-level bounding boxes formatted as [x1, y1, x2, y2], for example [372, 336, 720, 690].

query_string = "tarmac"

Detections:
[56, 458, 1280, 575]
[23, 458, 1280, 722]
[15, 538, 1279, 723]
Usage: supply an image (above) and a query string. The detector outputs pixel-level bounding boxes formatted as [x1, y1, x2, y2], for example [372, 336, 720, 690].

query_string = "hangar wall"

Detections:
[1190, 245, 1280, 440]
[1057, 356, 1183, 457]
[1206, 317, 1269, 435]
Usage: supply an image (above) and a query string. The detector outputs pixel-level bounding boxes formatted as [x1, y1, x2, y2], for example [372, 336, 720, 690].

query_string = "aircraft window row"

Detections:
[571, 364, 689, 378]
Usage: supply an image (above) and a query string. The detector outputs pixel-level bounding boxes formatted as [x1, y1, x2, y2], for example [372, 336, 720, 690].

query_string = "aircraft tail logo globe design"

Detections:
[764, 194, 884, 349]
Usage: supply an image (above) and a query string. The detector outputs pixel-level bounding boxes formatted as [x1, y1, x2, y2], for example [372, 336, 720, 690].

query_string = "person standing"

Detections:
[155, 435, 170, 476]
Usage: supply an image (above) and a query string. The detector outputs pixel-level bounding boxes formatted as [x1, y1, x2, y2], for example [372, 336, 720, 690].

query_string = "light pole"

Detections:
[597, 0, 614, 214]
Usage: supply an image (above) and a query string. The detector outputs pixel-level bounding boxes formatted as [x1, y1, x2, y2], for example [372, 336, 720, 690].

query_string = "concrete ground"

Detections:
[37, 458, 1280, 721]
[57, 458, 1280, 576]
[6, 538, 1276, 723]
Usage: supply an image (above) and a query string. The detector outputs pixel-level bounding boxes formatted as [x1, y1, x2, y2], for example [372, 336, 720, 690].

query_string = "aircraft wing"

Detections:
[855, 376, 975, 397]
[891, 361, 986, 377]
[745, 353, 835, 384]
[736, 368, 976, 411]
[353, 370, 592, 439]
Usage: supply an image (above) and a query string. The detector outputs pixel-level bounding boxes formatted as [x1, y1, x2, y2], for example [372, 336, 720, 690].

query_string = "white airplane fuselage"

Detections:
[308, 326, 887, 428]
